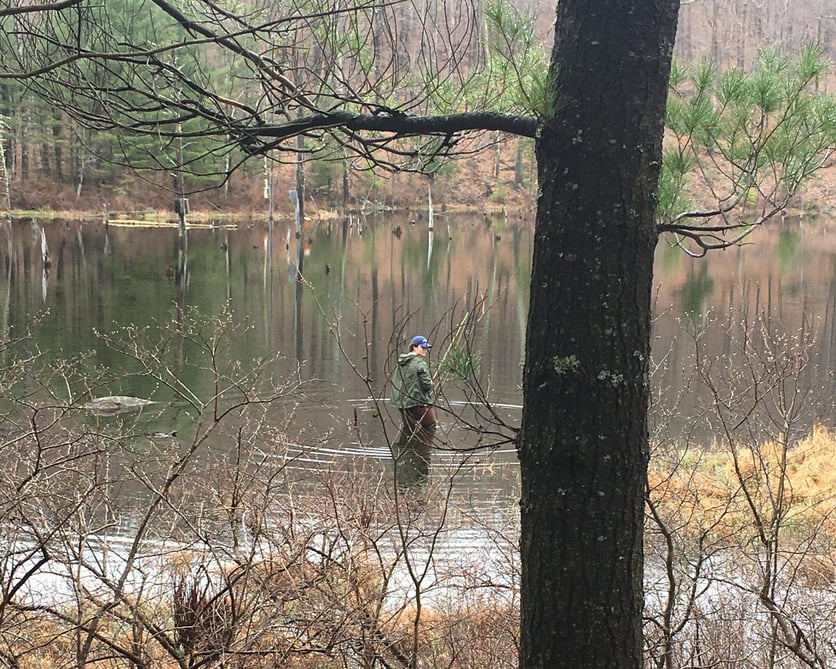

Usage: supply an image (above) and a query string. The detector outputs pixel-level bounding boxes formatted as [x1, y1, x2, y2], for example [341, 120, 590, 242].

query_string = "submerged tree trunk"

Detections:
[519, 1, 679, 667]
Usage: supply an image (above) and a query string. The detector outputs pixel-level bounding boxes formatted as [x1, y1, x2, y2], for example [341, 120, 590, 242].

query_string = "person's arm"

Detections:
[390, 365, 404, 407]
[417, 360, 433, 396]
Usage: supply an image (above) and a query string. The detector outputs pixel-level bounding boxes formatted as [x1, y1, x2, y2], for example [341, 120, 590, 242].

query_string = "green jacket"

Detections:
[390, 352, 433, 408]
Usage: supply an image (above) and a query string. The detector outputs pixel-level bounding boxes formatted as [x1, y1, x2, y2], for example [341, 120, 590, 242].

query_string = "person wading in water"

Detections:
[390, 335, 436, 487]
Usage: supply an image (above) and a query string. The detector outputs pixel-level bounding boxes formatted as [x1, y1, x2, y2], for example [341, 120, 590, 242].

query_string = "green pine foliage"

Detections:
[659, 45, 836, 230]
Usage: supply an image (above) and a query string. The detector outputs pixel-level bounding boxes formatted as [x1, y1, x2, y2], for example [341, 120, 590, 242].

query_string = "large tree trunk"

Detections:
[519, 2, 679, 667]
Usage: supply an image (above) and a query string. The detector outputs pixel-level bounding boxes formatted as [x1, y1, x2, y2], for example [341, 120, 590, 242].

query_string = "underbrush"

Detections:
[0, 307, 833, 668]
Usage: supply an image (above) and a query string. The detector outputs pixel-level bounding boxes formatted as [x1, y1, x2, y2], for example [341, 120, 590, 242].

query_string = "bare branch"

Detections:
[0, 0, 81, 19]
[239, 109, 537, 152]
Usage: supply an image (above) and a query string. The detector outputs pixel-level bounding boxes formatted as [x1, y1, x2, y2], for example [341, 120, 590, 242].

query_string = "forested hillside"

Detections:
[1, 0, 834, 216]
[677, 0, 835, 67]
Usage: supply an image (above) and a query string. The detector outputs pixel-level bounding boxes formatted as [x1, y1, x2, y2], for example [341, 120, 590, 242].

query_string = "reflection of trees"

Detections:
[263, 229, 274, 354]
[777, 229, 806, 299]
[295, 269, 304, 364]
[656, 240, 684, 278]
[175, 230, 189, 371]
[370, 263, 380, 383]
[822, 260, 836, 423]
[393, 440, 431, 491]
[777, 229, 801, 271]
[395, 222, 444, 307]
[0, 195, 12, 347]
[676, 263, 715, 325]
[7, 218, 832, 429]
[0, 217, 528, 408]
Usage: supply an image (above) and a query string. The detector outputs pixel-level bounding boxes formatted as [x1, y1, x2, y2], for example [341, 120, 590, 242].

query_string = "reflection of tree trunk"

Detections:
[482, 234, 498, 346]
[39, 225, 50, 302]
[223, 231, 231, 301]
[0, 219, 11, 356]
[175, 233, 188, 371]
[444, 232, 453, 311]
[263, 157, 275, 352]
[427, 181, 434, 269]
[825, 272, 836, 421]
[295, 118, 305, 256]
[294, 120, 306, 364]
[370, 265, 379, 382]
[264, 229, 273, 353]
[294, 267, 304, 364]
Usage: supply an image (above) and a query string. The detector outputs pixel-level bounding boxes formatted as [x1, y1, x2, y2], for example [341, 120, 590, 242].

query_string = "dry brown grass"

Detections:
[649, 424, 836, 584]
[652, 425, 836, 509]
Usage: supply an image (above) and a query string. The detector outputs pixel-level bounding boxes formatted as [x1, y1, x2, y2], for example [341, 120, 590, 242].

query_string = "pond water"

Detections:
[1, 212, 834, 506]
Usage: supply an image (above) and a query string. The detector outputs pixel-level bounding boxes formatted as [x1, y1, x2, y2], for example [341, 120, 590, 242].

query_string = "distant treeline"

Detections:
[0, 0, 832, 212]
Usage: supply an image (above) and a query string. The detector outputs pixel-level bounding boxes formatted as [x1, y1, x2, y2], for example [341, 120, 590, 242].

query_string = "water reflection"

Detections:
[393, 441, 432, 491]
[675, 263, 714, 325]
[0, 214, 833, 475]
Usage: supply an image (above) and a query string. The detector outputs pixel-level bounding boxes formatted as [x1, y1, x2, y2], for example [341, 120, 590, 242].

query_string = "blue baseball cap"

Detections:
[411, 335, 431, 349]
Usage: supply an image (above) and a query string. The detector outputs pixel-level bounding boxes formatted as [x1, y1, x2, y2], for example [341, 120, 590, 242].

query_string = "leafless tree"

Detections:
[645, 312, 835, 669]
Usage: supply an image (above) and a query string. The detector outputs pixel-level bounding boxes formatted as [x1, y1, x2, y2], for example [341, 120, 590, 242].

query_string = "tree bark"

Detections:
[519, 2, 679, 667]
[52, 110, 63, 183]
